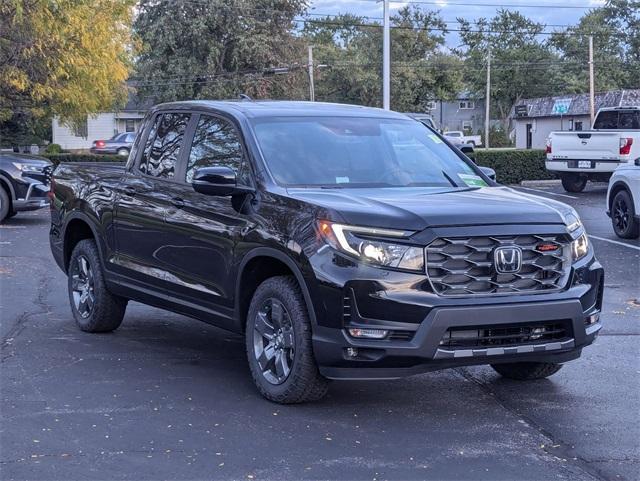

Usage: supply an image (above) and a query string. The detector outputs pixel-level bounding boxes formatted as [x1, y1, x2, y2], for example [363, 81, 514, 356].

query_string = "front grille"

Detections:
[426, 235, 570, 296]
[440, 322, 569, 349]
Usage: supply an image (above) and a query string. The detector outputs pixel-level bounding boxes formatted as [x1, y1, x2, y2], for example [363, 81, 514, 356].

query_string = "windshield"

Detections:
[252, 117, 483, 188]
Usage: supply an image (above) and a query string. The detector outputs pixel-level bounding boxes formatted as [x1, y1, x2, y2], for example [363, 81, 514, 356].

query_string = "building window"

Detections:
[574, 121, 583, 131]
[125, 119, 136, 132]
[72, 119, 88, 138]
[426, 100, 438, 111]
[462, 120, 473, 132]
[459, 100, 475, 110]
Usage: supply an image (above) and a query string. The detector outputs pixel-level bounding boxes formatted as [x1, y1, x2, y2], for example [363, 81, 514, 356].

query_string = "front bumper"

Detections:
[308, 237, 604, 379]
[13, 179, 49, 212]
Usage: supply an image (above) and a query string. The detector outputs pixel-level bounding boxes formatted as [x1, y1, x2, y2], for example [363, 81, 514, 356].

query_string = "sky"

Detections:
[308, 0, 607, 48]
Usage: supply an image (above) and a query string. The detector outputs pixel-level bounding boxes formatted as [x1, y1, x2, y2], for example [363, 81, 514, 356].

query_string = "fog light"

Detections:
[346, 347, 359, 358]
[585, 312, 600, 325]
[348, 328, 389, 339]
[530, 327, 545, 340]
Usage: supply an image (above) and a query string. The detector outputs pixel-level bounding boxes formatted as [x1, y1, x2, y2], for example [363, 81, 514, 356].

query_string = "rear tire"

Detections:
[611, 189, 639, 239]
[117, 148, 129, 157]
[0, 187, 10, 222]
[68, 239, 127, 332]
[560, 173, 587, 193]
[491, 362, 563, 380]
[245, 276, 329, 404]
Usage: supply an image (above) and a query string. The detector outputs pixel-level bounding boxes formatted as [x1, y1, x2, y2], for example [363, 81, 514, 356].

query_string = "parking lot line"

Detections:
[589, 234, 640, 251]
[516, 186, 579, 200]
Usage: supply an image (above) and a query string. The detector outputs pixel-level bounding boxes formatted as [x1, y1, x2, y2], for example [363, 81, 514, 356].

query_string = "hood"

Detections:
[286, 186, 575, 231]
[0, 152, 52, 167]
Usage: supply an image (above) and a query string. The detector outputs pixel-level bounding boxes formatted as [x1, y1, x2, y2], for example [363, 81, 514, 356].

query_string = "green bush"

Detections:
[43, 143, 63, 154]
[472, 149, 554, 184]
[43, 153, 125, 166]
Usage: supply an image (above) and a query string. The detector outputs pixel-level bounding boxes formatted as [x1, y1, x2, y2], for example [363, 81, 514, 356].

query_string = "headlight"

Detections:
[12, 162, 45, 174]
[318, 221, 424, 272]
[571, 233, 589, 261]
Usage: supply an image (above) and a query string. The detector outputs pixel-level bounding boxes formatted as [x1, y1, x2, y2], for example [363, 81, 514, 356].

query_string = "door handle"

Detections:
[171, 197, 185, 209]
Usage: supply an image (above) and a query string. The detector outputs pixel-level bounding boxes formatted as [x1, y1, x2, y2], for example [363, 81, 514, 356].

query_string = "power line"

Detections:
[352, 0, 602, 9]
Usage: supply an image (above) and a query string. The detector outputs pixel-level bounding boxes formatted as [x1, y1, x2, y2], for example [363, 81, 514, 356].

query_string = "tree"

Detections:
[456, 10, 563, 127]
[302, 7, 463, 111]
[550, 0, 639, 91]
[133, 0, 308, 102]
[0, 0, 135, 140]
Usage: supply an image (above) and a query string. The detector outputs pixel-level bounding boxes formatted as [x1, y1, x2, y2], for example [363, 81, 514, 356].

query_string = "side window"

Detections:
[186, 114, 251, 185]
[139, 113, 190, 179]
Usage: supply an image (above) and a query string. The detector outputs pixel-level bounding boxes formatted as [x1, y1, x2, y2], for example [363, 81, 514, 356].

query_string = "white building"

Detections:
[512, 89, 640, 149]
[52, 95, 151, 151]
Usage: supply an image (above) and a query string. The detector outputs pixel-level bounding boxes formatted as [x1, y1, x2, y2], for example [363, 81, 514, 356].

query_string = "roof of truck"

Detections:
[152, 100, 411, 120]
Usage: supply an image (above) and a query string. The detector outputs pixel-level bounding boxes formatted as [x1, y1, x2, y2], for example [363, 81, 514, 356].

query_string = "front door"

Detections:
[526, 123, 533, 149]
[161, 113, 256, 321]
[112, 111, 193, 290]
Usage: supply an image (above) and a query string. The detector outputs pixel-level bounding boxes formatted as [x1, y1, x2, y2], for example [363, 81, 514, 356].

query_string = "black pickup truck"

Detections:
[50, 101, 604, 403]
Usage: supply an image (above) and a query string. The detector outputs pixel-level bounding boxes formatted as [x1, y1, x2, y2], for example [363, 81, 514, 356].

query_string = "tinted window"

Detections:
[140, 113, 191, 179]
[619, 111, 640, 129]
[252, 117, 478, 188]
[186, 115, 250, 185]
[593, 111, 618, 129]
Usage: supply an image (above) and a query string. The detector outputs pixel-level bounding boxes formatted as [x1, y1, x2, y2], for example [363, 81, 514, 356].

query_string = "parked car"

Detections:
[404, 113, 437, 130]
[444, 130, 482, 147]
[50, 101, 603, 403]
[0, 152, 52, 222]
[90, 132, 136, 156]
[546, 107, 640, 193]
[606, 158, 640, 239]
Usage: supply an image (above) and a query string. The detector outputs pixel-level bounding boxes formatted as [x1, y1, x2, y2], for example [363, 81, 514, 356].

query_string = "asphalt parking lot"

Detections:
[1, 182, 638, 481]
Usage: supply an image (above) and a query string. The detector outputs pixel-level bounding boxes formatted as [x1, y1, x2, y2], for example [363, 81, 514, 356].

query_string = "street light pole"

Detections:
[382, 0, 391, 110]
[308, 45, 315, 102]
[484, 47, 491, 150]
[588, 35, 595, 125]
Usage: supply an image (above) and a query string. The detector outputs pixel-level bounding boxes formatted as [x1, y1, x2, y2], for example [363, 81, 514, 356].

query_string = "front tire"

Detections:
[611, 189, 639, 239]
[0, 187, 10, 222]
[491, 362, 562, 380]
[68, 239, 127, 332]
[245, 276, 329, 404]
[560, 173, 587, 193]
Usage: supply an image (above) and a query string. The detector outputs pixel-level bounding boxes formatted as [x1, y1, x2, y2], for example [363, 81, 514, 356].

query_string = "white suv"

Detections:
[606, 158, 640, 239]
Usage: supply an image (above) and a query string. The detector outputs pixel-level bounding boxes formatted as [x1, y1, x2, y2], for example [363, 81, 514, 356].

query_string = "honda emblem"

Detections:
[494, 246, 522, 274]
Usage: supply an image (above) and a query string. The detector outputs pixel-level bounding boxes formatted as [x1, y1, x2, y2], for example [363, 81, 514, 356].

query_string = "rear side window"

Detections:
[594, 111, 619, 129]
[139, 113, 191, 179]
[185, 114, 251, 185]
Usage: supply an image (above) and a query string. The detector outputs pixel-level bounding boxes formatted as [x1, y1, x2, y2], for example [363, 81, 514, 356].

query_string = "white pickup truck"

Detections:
[444, 131, 482, 147]
[546, 107, 640, 192]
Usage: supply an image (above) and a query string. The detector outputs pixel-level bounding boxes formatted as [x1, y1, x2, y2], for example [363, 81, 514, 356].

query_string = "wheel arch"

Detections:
[235, 247, 317, 333]
[62, 212, 104, 272]
[608, 180, 631, 211]
[0, 174, 16, 212]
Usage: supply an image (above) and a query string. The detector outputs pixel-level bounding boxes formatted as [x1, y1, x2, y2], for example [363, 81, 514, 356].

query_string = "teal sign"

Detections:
[552, 98, 572, 115]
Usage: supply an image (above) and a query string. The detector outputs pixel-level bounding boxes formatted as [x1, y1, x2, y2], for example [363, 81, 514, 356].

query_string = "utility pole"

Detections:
[382, 0, 391, 110]
[308, 45, 315, 102]
[484, 47, 491, 150]
[588, 35, 595, 125]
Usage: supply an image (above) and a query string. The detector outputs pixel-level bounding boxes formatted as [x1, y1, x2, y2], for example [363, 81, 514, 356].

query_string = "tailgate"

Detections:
[550, 131, 620, 160]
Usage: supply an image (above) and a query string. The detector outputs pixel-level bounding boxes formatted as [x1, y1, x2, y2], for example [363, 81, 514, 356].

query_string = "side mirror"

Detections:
[192, 166, 237, 196]
[635, 157, 640, 167]
[478, 166, 496, 181]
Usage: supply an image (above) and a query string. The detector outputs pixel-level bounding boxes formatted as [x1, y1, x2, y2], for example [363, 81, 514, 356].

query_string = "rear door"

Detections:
[112, 111, 194, 289]
[161, 112, 256, 321]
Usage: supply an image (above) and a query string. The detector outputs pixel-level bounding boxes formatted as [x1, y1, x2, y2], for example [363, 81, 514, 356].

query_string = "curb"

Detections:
[520, 179, 561, 186]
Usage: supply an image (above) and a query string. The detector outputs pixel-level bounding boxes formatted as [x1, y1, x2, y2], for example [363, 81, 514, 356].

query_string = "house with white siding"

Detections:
[52, 94, 153, 151]
[511, 89, 640, 149]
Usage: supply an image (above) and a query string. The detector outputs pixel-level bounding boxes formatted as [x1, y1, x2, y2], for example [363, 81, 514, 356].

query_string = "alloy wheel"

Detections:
[71, 255, 95, 318]
[614, 197, 629, 233]
[252, 298, 295, 385]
